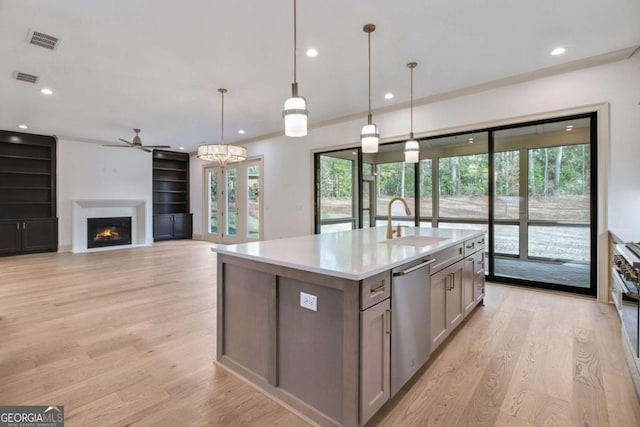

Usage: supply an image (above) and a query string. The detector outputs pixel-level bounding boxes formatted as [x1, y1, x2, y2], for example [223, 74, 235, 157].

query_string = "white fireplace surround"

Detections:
[71, 199, 148, 253]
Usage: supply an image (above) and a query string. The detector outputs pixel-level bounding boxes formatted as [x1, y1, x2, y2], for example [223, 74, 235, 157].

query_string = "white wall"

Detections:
[191, 53, 640, 241]
[190, 153, 207, 239]
[57, 139, 153, 250]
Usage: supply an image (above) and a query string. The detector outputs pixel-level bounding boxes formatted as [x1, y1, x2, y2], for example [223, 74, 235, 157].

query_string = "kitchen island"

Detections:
[213, 227, 485, 427]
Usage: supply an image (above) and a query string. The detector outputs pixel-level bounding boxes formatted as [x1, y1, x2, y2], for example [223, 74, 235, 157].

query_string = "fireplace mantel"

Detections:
[71, 199, 148, 253]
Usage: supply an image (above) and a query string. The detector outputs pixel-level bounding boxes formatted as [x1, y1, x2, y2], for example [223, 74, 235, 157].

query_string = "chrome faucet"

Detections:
[386, 197, 412, 239]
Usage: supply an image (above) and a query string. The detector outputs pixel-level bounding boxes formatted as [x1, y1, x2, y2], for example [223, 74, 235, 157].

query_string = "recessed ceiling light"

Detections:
[238, 129, 245, 135]
[468, 138, 474, 143]
[306, 48, 318, 57]
[551, 47, 566, 56]
[351, 151, 357, 155]
[40, 88, 53, 95]
[179, 146, 185, 150]
[18, 124, 28, 129]
[566, 126, 573, 131]
[384, 92, 394, 100]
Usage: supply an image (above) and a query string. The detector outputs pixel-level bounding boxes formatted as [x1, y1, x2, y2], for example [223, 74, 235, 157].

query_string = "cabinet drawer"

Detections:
[430, 243, 464, 274]
[361, 271, 391, 310]
[464, 235, 486, 257]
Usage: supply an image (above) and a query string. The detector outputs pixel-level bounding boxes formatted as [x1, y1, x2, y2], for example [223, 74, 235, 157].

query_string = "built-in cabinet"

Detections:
[152, 150, 192, 241]
[359, 299, 391, 423]
[359, 271, 391, 424]
[0, 131, 57, 256]
[430, 237, 485, 352]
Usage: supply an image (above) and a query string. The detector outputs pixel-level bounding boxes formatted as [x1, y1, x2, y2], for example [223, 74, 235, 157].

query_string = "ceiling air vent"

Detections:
[26, 29, 60, 50]
[15, 71, 39, 84]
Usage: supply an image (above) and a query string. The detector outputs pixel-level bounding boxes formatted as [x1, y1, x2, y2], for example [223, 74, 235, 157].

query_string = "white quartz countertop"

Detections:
[211, 227, 484, 281]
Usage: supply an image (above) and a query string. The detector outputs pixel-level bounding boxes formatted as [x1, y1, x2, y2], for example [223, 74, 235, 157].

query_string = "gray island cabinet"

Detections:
[213, 227, 485, 427]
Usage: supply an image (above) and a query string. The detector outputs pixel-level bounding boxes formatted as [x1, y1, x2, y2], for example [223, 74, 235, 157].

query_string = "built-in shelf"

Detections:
[0, 154, 50, 161]
[0, 202, 52, 205]
[153, 166, 187, 172]
[0, 130, 57, 255]
[0, 186, 51, 190]
[152, 178, 187, 183]
[152, 150, 191, 241]
[1, 170, 51, 175]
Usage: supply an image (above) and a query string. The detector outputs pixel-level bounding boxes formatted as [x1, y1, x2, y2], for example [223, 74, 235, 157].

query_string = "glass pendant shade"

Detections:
[404, 139, 419, 163]
[283, 96, 308, 137]
[197, 144, 247, 168]
[361, 123, 379, 153]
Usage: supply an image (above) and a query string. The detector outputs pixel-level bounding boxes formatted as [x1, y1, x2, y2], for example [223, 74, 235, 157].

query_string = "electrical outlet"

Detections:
[300, 292, 317, 311]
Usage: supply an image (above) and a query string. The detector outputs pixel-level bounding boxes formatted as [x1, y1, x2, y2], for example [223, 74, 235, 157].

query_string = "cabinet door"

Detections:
[463, 256, 477, 316]
[172, 213, 192, 239]
[430, 268, 449, 351]
[22, 218, 57, 252]
[0, 220, 21, 255]
[153, 214, 174, 241]
[447, 262, 465, 331]
[360, 299, 390, 425]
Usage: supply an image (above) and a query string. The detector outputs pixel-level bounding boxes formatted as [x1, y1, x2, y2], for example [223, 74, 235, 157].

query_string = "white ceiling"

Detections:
[1, 0, 639, 152]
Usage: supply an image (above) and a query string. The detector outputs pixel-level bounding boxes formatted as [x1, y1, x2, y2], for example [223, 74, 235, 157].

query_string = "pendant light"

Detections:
[197, 88, 247, 167]
[404, 62, 419, 163]
[361, 24, 379, 154]
[283, 0, 308, 137]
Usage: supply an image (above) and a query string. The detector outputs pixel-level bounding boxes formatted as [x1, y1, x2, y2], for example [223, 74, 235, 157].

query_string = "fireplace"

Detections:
[87, 217, 132, 249]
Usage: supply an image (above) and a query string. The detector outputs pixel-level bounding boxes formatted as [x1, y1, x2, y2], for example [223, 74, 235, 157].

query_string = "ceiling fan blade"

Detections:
[118, 138, 134, 146]
[102, 144, 132, 147]
[143, 145, 172, 148]
[139, 147, 152, 153]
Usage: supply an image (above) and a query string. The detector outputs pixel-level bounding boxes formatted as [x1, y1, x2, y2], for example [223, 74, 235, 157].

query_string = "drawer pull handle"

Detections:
[466, 244, 474, 249]
[370, 283, 386, 294]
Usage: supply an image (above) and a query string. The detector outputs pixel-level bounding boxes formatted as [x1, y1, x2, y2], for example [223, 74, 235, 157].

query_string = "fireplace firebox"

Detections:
[87, 217, 132, 249]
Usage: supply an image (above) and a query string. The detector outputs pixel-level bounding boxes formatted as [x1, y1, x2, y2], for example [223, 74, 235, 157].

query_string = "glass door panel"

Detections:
[375, 162, 415, 225]
[246, 164, 261, 240]
[225, 167, 238, 242]
[316, 149, 358, 233]
[208, 169, 219, 236]
[419, 159, 432, 223]
[438, 154, 488, 219]
[492, 116, 594, 293]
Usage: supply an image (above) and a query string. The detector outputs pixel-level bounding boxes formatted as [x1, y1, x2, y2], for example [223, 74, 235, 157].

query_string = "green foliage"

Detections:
[438, 154, 488, 196]
[320, 156, 353, 199]
[376, 162, 415, 198]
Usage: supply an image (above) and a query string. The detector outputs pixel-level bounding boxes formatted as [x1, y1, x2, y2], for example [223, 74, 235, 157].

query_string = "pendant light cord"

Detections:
[220, 90, 225, 144]
[367, 30, 372, 123]
[293, 0, 297, 85]
[410, 65, 414, 135]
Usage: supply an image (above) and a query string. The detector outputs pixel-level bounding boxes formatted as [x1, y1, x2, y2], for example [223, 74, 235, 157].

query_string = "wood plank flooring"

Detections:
[1, 241, 638, 426]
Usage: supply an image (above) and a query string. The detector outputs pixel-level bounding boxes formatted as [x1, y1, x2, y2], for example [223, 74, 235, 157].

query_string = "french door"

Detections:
[204, 158, 263, 244]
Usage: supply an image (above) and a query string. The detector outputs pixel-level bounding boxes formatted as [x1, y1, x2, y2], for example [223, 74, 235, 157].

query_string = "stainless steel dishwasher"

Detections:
[391, 257, 435, 396]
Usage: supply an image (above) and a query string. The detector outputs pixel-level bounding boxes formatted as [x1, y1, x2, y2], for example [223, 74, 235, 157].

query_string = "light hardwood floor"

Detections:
[1, 241, 638, 426]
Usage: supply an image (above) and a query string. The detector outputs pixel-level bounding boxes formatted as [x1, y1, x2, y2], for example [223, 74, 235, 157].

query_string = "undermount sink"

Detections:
[380, 235, 449, 247]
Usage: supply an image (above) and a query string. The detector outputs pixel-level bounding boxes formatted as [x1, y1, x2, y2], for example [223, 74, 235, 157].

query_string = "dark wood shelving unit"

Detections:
[152, 150, 192, 241]
[0, 130, 58, 256]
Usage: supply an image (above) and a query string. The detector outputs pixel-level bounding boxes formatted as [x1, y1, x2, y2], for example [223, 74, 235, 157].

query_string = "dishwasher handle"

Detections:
[393, 259, 435, 276]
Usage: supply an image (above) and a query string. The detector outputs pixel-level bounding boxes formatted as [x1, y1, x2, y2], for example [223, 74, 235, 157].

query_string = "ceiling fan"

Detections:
[102, 128, 171, 152]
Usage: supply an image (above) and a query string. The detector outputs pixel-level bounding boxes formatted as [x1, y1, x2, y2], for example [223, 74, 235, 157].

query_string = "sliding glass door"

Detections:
[491, 116, 594, 293]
